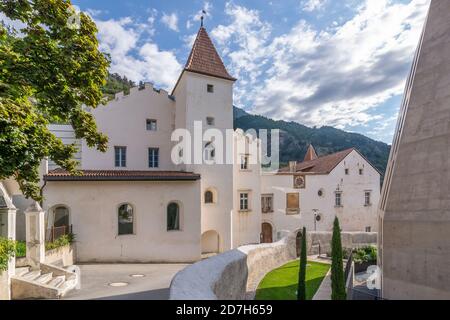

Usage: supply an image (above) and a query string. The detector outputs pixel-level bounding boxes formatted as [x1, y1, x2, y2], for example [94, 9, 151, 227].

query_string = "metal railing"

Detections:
[47, 224, 72, 242]
[344, 252, 353, 281]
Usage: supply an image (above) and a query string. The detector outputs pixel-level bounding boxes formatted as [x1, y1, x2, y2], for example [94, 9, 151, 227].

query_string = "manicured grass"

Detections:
[255, 260, 330, 300]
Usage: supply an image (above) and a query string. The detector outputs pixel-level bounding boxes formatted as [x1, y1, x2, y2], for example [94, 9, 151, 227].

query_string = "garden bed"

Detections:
[255, 260, 330, 300]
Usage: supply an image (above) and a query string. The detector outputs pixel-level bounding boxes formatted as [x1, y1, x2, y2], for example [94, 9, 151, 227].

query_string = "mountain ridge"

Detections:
[233, 106, 390, 175]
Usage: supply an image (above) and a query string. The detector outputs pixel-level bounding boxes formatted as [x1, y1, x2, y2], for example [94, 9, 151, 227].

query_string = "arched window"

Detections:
[53, 206, 70, 229]
[167, 202, 180, 231]
[205, 191, 214, 204]
[118, 204, 134, 235]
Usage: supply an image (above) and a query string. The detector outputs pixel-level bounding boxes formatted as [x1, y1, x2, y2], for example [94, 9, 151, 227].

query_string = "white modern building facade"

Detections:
[37, 26, 380, 263]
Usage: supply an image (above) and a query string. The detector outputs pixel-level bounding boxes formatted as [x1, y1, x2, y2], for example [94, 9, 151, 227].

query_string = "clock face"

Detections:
[294, 175, 305, 189]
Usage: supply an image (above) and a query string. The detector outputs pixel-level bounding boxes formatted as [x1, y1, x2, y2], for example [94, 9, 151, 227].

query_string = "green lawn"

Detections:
[255, 260, 330, 300]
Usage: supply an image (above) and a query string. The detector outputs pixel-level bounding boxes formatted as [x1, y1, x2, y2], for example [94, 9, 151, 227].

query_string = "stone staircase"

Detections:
[11, 263, 78, 299]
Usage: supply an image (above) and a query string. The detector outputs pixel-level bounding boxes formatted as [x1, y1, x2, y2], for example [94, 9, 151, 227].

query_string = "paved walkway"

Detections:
[63, 264, 188, 300]
[310, 255, 332, 300]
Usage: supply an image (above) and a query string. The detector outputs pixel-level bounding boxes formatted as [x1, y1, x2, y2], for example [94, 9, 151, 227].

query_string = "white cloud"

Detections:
[161, 12, 179, 32]
[302, 0, 327, 12]
[187, 2, 213, 29]
[215, 0, 430, 133]
[96, 17, 182, 90]
[211, 2, 272, 102]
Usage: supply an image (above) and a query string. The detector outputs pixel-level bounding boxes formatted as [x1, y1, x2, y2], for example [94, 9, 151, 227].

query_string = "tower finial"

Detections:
[201, 9, 206, 27]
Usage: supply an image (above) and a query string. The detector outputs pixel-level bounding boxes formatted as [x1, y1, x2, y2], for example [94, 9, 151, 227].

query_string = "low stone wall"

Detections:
[45, 244, 75, 267]
[307, 232, 377, 255]
[170, 234, 297, 300]
[169, 230, 376, 300]
[15, 244, 75, 268]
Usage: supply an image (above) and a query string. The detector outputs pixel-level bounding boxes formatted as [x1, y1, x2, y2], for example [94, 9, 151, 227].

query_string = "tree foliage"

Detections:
[0, 0, 110, 200]
[102, 73, 135, 101]
[331, 217, 346, 300]
[0, 237, 16, 271]
[297, 227, 307, 300]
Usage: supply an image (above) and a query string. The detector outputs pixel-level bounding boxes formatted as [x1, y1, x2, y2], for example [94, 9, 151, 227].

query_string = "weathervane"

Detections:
[201, 9, 206, 27]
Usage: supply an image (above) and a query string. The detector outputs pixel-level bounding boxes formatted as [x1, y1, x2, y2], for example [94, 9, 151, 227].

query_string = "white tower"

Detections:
[172, 25, 236, 253]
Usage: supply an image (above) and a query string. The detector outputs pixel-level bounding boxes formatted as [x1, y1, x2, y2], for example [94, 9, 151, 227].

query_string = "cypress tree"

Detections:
[297, 227, 307, 300]
[331, 217, 346, 300]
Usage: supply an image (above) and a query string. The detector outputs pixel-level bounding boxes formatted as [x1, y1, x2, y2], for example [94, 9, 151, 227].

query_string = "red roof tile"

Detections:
[44, 169, 201, 181]
[184, 27, 236, 81]
[279, 148, 354, 175]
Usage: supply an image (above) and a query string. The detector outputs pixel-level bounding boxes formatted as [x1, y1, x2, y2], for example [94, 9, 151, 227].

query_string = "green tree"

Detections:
[297, 227, 307, 300]
[0, 0, 110, 200]
[331, 217, 346, 300]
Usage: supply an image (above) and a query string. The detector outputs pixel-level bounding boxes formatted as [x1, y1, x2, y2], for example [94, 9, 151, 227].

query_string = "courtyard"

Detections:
[62, 264, 188, 300]
[255, 260, 330, 300]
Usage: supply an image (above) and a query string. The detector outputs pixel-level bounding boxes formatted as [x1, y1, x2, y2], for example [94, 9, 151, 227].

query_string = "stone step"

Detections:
[48, 275, 66, 288]
[15, 267, 30, 277]
[22, 270, 41, 281]
[58, 278, 77, 296]
[35, 273, 53, 284]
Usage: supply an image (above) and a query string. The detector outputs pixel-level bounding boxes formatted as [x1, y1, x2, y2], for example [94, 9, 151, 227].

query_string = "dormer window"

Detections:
[207, 84, 214, 93]
[206, 117, 215, 126]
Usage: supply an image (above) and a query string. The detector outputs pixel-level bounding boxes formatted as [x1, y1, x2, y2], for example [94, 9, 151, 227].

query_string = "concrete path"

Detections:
[310, 255, 332, 300]
[63, 264, 188, 300]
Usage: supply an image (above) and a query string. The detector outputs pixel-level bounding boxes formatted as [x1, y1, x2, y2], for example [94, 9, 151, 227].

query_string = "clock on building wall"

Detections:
[293, 175, 306, 189]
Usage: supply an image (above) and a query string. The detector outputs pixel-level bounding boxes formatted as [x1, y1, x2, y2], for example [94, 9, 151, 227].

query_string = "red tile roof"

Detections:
[44, 169, 201, 181]
[184, 27, 236, 81]
[278, 148, 355, 175]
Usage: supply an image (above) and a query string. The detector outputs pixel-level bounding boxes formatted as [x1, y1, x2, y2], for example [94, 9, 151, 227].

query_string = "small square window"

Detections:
[359, 168, 364, 175]
[206, 117, 215, 126]
[365, 227, 372, 233]
[207, 84, 214, 93]
[345, 168, 349, 175]
[146, 119, 157, 131]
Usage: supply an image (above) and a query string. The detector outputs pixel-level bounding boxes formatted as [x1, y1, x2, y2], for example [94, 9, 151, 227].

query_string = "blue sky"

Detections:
[72, 1, 429, 143]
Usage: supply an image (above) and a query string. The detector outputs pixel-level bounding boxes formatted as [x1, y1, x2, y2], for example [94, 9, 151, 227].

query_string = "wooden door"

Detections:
[261, 223, 273, 243]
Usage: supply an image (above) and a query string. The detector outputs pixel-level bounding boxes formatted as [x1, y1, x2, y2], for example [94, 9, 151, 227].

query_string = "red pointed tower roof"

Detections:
[304, 145, 318, 162]
[184, 27, 236, 81]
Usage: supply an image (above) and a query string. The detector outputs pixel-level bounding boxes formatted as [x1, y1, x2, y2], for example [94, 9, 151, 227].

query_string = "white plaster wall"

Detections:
[82, 85, 176, 171]
[43, 180, 201, 263]
[48, 124, 81, 170]
[175, 72, 235, 252]
[261, 150, 380, 237]
[232, 132, 262, 248]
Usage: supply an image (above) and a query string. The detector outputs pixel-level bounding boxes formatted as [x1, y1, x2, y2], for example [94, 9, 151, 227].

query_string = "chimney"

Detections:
[289, 161, 297, 173]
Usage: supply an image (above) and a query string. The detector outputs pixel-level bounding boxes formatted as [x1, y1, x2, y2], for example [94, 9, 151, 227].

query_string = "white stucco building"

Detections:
[36, 25, 380, 263]
[260, 146, 380, 243]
